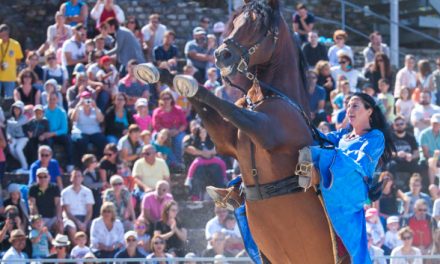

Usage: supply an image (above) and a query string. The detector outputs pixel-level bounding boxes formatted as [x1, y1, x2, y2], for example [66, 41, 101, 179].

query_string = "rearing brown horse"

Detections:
[134, 0, 348, 263]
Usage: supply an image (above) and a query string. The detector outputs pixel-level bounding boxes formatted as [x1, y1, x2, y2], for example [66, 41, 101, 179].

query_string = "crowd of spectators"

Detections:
[0, 0, 439, 263]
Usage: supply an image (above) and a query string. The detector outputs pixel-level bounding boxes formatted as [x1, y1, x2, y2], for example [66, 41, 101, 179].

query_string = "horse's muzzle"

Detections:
[215, 47, 238, 76]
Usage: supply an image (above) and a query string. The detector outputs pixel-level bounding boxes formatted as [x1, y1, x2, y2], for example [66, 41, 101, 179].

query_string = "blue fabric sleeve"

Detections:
[54, 109, 68, 136]
[313, 128, 347, 146]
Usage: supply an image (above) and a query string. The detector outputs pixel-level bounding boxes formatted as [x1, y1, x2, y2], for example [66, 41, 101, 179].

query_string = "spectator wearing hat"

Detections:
[118, 60, 152, 111]
[328, 30, 353, 67]
[6, 100, 29, 171]
[90, 0, 125, 29]
[411, 91, 440, 143]
[0, 205, 28, 254]
[185, 26, 213, 83]
[365, 208, 385, 249]
[103, 175, 135, 230]
[28, 145, 63, 189]
[115, 230, 146, 260]
[13, 68, 41, 106]
[104, 92, 134, 144]
[46, 234, 71, 260]
[213, 21, 225, 46]
[96, 55, 119, 112]
[140, 180, 173, 225]
[384, 216, 402, 253]
[292, 3, 315, 44]
[29, 214, 52, 259]
[59, 0, 88, 27]
[0, 24, 24, 99]
[330, 52, 360, 92]
[133, 98, 152, 132]
[61, 23, 88, 79]
[61, 169, 94, 243]
[153, 30, 178, 71]
[302, 31, 328, 68]
[104, 17, 146, 76]
[1, 229, 27, 263]
[66, 72, 96, 112]
[23, 104, 50, 161]
[421, 113, 440, 185]
[141, 14, 168, 62]
[3, 184, 29, 228]
[41, 79, 63, 108]
[117, 124, 143, 168]
[28, 167, 63, 234]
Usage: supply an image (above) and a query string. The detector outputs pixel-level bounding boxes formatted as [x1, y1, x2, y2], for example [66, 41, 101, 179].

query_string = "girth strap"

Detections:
[250, 142, 263, 200]
[243, 175, 304, 201]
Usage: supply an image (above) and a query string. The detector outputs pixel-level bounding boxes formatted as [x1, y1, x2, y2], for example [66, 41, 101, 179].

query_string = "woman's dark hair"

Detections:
[372, 53, 391, 78]
[17, 68, 38, 84]
[351, 92, 394, 164]
[161, 200, 178, 223]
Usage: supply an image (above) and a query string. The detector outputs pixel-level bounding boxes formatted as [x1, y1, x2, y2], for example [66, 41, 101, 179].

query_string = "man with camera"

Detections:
[184, 27, 214, 83]
[0, 205, 28, 255]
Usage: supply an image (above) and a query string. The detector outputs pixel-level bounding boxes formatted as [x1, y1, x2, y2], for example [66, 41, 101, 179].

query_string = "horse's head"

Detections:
[215, 0, 280, 89]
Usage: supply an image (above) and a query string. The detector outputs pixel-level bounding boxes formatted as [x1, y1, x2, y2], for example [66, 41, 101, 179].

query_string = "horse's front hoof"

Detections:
[133, 63, 160, 84]
[173, 75, 199, 97]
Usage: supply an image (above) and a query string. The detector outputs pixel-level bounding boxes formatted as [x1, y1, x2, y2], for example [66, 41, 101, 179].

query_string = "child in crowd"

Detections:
[204, 67, 221, 92]
[133, 98, 153, 132]
[395, 87, 414, 124]
[377, 78, 395, 123]
[140, 130, 152, 145]
[29, 214, 53, 259]
[71, 231, 92, 261]
[7, 101, 29, 171]
[384, 216, 402, 254]
[41, 79, 63, 107]
[134, 218, 151, 256]
[365, 208, 385, 249]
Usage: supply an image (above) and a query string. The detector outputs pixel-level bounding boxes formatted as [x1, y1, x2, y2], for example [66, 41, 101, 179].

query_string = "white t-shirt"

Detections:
[330, 66, 360, 92]
[61, 185, 95, 216]
[141, 24, 167, 48]
[71, 245, 91, 260]
[61, 37, 86, 67]
[204, 216, 241, 249]
[384, 230, 402, 250]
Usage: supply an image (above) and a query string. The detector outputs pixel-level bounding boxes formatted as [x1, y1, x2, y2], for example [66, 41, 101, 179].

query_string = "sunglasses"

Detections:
[112, 182, 123, 186]
[338, 61, 348, 64]
[161, 97, 172, 101]
[154, 241, 165, 245]
[103, 210, 112, 213]
[142, 152, 153, 156]
[104, 153, 114, 156]
[126, 238, 137, 242]
[394, 123, 405, 126]
[56, 246, 66, 249]
[40, 153, 51, 157]
[418, 208, 427, 212]
[402, 236, 412, 240]
[136, 225, 146, 229]
[335, 37, 344, 40]
[38, 175, 49, 179]
[47, 57, 56, 60]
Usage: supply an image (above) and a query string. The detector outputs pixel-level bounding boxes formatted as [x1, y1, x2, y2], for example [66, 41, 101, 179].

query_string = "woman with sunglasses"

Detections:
[328, 29, 353, 67]
[42, 51, 68, 94]
[103, 175, 136, 230]
[82, 153, 106, 218]
[390, 227, 422, 264]
[146, 235, 174, 264]
[154, 200, 187, 257]
[13, 69, 41, 106]
[104, 92, 133, 144]
[152, 90, 187, 165]
[90, 202, 125, 258]
[25, 51, 44, 89]
[125, 16, 143, 46]
[364, 53, 393, 94]
[330, 53, 361, 93]
[98, 143, 121, 183]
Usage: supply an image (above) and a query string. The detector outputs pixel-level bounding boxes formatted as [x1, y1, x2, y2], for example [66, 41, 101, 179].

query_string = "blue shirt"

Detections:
[30, 229, 50, 258]
[308, 85, 326, 113]
[44, 106, 68, 136]
[29, 159, 61, 186]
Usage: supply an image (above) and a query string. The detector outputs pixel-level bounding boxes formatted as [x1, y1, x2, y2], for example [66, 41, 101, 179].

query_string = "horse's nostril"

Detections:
[222, 49, 232, 60]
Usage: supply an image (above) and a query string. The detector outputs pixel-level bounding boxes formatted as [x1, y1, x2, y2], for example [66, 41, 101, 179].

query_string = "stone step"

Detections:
[186, 228, 208, 255]
[178, 200, 215, 229]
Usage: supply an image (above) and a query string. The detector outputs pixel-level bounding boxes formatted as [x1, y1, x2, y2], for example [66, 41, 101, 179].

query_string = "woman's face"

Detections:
[135, 221, 148, 234]
[400, 89, 409, 100]
[104, 150, 117, 161]
[136, 105, 148, 115]
[129, 131, 140, 142]
[346, 97, 372, 129]
[102, 208, 113, 220]
[55, 14, 65, 25]
[22, 73, 33, 84]
[168, 205, 178, 219]
[401, 232, 413, 246]
[334, 35, 345, 45]
[406, 58, 415, 70]
[153, 238, 165, 253]
[160, 94, 173, 108]
[322, 65, 330, 76]
[10, 192, 20, 201]
[28, 56, 38, 67]
[13, 107, 21, 118]
[157, 131, 168, 143]
[115, 95, 126, 108]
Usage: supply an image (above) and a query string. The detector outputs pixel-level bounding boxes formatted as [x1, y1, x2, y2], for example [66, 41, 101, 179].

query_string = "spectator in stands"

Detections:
[365, 208, 385, 249]
[202, 231, 233, 259]
[29, 214, 52, 259]
[125, 16, 143, 46]
[6, 101, 29, 171]
[405, 174, 432, 215]
[118, 124, 143, 168]
[204, 67, 221, 93]
[414, 59, 435, 103]
[0, 24, 24, 99]
[154, 30, 178, 71]
[41, 79, 63, 107]
[420, 114, 440, 176]
[29, 145, 63, 189]
[331, 79, 351, 112]
[24, 104, 50, 161]
[82, 154, 105, 218]
[374, 171, 409, 218]
[330, 52, 360, 93]
[114, 230, 146, 260]
[3, 186, 28, 229]
[432, 57, 440, 104]
[28, 167, 63, 234]
[205, 206, 240, 247]
[390, 227, 422, 264]
[384, 216, 402, 254]
[395, 87, 414, 125]
[66, 72, 96, 112]
[410, 91, 440, 142]
[59, 0, 88, 26]
[364, 53, 393, 94]
[214, 82, 243, 103]
[14, 69, 41, 106]
[46, 11, 72, 53]
[146, 235, 174, 262]
[61, 23, 87, 79]
[61, 169, 94, 243]
[104, 17, 146, 75]
[0, 205, 29, 255]
[292, 3, 315, 44]
[213, 21, 225, 46]
[0, 128, 5, 185]
[402, 199, 436, 254]
[141, 14, 168, 61]
[152, 128, 180, 169]
[90, 0, 125, 29]
[362, 31, 390, 67]
[25, 51, 44, 88]
[134, 218, 151, 256]
[90, 201, 124, 258]
[154, 200, 187, 257]
[327, 30, 353, 67]
[42, 51, 69, 93]
[152, 90, 187, 164]
[307, 70, 326, 125]
[185, 27, 213, 83]
[71, 231, 91, 260]
[96, 55, 119, 112]
[46, 234, 71, 260]
[70, 90, 107, 167]
[104, 92, 133, 143]
[315, 60, 335, 100]
[98, 143, 120, 183]
[0, 229, 27, 263]
[302, 32, 327, 68]
[199, 16, 211, 32]
[394, 54, 417, 99]
[103, 175, 136, 230]
[118, 60, 151, 110]
[133, 98, 152, 132]
[133, 144, 170, 197]
[141, 180, 173, 225]
[377, 79, 395, 122]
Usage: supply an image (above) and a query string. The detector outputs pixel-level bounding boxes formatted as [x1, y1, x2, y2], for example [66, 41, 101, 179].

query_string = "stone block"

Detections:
[178, 201, 215, 229]
[186, 228, 207, 254]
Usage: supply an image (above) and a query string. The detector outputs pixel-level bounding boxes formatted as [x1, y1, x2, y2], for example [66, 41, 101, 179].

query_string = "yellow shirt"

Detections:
[132, 157, 170, 190]
[0, 38, 23, 82]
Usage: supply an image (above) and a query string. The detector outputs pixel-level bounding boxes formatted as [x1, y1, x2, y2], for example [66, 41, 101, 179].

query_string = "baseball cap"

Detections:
[80, 91, 92, 98]
[99, 55, 112, 65]
[36, 167, 49, 176]
[431, 113, 440, 123]
[193, 27, 206, 35]
[386, 216, 399, 225]
[33, 104, 44, 112]
[124, 230, 138, 241]
[213, 22, 225, 33]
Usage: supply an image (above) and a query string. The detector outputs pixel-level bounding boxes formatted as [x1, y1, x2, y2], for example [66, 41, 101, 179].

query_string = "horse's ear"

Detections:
[267, 0, 280, 11]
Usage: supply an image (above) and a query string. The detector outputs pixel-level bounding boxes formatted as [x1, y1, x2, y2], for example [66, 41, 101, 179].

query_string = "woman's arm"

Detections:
[397, 189, 410, 215]
[35, 89, 41, 105]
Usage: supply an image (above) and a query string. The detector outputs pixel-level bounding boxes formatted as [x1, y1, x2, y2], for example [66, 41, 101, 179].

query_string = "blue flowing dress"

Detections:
[234, 128, 384, 264]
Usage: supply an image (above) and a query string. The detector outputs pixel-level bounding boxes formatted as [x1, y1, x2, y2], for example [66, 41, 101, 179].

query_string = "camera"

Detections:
[6, 212, 17, 220]
[84, 99, 92, 105]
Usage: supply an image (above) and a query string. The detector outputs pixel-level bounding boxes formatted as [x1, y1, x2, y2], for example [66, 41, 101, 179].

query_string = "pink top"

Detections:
[140, 192, 173, 223]
[152, 105, 187, 132]
[0, 149, 5, 162]
[133, 113, 152, 131]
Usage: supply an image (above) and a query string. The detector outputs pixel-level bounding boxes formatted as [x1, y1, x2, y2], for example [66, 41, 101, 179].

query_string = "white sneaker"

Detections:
[133, 63, 160, 84]
[173, 75, 199, 97]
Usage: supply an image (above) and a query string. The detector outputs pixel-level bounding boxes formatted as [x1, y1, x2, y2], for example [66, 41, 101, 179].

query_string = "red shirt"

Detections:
[152, 105, 187, 132]
[408, 217, 433, 248]
[98, 8, 116, 28]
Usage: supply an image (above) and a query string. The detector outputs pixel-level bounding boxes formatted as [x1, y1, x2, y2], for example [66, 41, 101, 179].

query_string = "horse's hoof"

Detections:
[133, 63, 160, 84]
[206, 186, 241, 211]
[173, 75, 198, 97]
